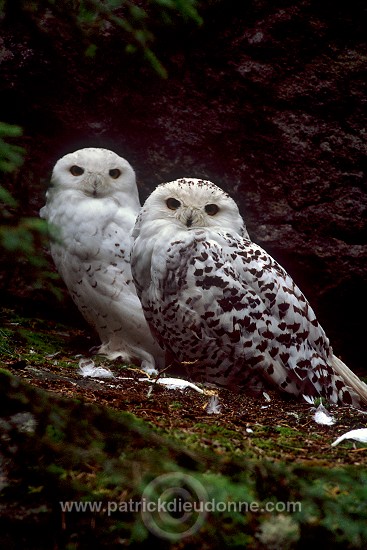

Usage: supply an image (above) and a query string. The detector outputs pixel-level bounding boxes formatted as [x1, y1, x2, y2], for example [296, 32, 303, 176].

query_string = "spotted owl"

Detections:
[40, 147, 164, 371]
[131, 177, 367, 407]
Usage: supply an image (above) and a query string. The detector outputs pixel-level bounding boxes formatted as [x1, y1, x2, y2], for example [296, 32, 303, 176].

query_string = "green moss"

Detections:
[0, 309, 74, 366]
[1, 304, 367, 548]
[1, 369, 367, 548]
[45, 423, 65, 444]
[169, 401, 184, 410]
[0, 328, 17, 358]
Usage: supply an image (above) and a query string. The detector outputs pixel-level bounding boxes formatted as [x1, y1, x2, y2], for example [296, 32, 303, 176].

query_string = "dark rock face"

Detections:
[1, 1, 366, 373]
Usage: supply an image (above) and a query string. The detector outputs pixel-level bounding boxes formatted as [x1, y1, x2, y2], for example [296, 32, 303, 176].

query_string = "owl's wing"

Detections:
[229, 235, 330, 355]
[148, 228, 359, 403]
[153, 230, 329, 358]
[218, 233, 340, 390]
[228, 235, 367, 405]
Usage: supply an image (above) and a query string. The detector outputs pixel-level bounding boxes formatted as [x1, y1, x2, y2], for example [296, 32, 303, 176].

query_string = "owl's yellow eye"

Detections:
[166, 198, 181, 210]
[70, 165, 84, 176]
[205, 203, 219, 216]
[109, 168, 121, 179]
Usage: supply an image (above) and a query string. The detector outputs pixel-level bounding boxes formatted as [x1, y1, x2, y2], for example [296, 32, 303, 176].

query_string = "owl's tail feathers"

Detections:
[330, 354, 367, 407]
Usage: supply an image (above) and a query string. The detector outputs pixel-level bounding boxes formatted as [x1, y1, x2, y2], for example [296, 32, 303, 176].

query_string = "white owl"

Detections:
[131, 178, 367, 407]
[40, 147, 164, 371]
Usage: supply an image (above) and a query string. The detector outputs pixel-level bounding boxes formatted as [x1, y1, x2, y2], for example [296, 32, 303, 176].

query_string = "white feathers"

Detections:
[139, 377, 205, 393]
[303, 395, 316, 405]
[331, 428, 367, 447]
[205, 395, 222, 414]
[303, 397, 336, 425]
[312, 403, 335, 426]
[78, 357, 114, 378]
[40, 148, 164, 371]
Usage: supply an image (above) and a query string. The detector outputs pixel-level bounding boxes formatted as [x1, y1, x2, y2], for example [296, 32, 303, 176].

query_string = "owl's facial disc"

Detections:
[68, 164, 123, 197]
[165, 196, 220, 228]
[151, 178, 246, 237]
[84, 173, 105, 197]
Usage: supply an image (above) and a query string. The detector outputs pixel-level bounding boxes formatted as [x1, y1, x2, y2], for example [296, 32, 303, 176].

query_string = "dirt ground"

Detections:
[2, 305, 367, 468]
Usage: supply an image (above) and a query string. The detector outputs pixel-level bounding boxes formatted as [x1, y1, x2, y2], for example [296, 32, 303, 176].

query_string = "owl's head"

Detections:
[50, 148, 137, 198]
[136, 178, 248, 237]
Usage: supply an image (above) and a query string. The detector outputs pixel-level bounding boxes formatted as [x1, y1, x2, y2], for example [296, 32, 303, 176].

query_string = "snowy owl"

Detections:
[131, 177, 367, 407]
[40, 147, 164, 371]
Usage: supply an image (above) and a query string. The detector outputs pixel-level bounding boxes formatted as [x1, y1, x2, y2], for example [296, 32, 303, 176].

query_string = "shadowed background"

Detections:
[1, 0, 366, 374]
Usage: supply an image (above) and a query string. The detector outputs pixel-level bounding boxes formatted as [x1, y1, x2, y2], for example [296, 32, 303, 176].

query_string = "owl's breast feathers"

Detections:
[44, 191, 136, 261]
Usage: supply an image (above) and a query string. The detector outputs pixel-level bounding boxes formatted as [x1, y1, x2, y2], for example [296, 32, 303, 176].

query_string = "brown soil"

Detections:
[3, 332, 367, 467]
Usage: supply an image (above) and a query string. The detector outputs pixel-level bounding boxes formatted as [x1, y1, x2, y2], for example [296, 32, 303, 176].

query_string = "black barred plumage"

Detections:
[131, 178, 367, 407]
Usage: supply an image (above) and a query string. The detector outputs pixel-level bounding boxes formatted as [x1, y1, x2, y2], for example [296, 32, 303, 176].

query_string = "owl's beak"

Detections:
[181, 207, 202, 228]
[87, 173, 104, 197]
